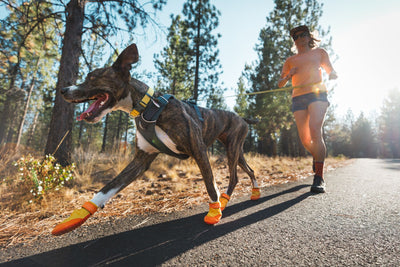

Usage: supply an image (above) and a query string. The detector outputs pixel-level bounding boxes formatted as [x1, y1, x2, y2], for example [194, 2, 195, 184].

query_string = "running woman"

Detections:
[278, 25, 338, 193]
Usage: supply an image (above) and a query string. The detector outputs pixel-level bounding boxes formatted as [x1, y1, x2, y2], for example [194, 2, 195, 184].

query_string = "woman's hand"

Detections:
[287, 67, 297, 79]
[329, 70, 338, 80]
[278, 66, 297, 88]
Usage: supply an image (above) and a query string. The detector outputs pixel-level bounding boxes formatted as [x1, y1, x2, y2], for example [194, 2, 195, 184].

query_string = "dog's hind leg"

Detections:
[238, 152, 260, 200]
[225, 147, 240, 196]
[52, 149, 158, 236]
[219, 127, 260, 210]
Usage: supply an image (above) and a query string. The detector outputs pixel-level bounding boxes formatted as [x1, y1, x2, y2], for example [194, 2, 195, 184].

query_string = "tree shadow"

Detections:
[383, 159, 400, 171]
[6, 184, 311, 267]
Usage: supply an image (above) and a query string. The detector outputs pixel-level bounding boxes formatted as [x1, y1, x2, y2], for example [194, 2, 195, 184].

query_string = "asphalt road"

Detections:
[2, 158, 400, 266]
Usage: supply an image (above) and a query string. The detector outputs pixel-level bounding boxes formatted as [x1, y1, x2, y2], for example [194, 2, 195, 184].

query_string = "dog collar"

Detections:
[130, 87, 154, 117]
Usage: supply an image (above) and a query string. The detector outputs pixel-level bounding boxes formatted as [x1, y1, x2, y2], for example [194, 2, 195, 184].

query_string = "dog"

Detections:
[52, 44, 260, 236]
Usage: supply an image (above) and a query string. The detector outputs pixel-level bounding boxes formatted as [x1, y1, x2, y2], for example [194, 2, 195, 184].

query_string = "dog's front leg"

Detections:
[192, 147, 222, 225]
[52, 149, 158, 236]
[90, 150, 158, 208]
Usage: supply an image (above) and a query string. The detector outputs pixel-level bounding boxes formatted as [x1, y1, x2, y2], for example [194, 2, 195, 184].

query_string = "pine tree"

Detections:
[154, 0, 225, 108]
[234, 76, 248, 117]
[182, 0, 225, 108]
[0, 1, 60, 148]
[379, 88, 400, 158]
[154, 15, 193, 99]
[351, 113, 377, 157]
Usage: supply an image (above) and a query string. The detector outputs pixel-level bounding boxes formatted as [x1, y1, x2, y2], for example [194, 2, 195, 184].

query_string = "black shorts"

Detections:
[291, 92, 329, 112]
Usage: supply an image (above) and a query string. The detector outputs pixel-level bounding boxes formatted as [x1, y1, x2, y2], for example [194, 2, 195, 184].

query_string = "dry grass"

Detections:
[0, 147, 351, 249]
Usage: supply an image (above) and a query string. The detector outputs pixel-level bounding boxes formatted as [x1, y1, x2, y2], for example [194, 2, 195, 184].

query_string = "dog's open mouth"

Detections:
[76, 93, 111, 121]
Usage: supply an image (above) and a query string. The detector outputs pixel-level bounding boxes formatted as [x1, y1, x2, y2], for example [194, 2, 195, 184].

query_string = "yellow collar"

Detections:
[130, 87, 154, 117]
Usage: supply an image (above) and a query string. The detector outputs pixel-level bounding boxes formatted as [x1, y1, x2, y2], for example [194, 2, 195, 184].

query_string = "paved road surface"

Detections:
[2, 159, 400, 266]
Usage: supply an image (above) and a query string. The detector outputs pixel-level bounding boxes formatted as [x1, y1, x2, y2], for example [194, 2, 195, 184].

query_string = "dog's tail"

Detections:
[243, 117, 259, 125]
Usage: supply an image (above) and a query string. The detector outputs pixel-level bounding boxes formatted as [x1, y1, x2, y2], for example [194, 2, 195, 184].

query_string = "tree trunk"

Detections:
[258, 133, 277, 156]
[78, 103, 87, 143]
[16, 58, 40, 149]
[280, 128, 289, 156]
[101, 113, 109, 153]
[244, 125, 254, 153]
[86, 124, 92, 149]
[193, 1, 201, 103]
[0, 64, 19, 144]
[44, 0, 85, 166]
[171, 78, 176, 95]
[116, 111, 122, 145]
[124, 113, 129, 144]
[26, 111, 39, 147]
[5, 112, 17, 143]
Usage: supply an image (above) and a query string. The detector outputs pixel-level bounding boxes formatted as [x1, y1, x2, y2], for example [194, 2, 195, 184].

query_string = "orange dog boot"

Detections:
[251, 188, 260, 200]
[52, 201, 98, 236]
[219, 193, 230, 211]
[204, 202, 222, 225]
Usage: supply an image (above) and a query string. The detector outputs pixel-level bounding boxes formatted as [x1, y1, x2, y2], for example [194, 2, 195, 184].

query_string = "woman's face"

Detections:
[293, 31, 310, 47]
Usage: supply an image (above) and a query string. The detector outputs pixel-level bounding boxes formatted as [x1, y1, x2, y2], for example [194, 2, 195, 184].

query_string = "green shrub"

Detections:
[13, 154, 75, 201]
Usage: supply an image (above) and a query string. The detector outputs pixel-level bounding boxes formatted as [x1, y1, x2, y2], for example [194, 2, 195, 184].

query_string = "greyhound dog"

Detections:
[52, 44, 260, 236]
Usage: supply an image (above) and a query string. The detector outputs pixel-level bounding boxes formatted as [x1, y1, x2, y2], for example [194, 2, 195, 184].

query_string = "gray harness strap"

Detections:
[184, 99, 204, 122]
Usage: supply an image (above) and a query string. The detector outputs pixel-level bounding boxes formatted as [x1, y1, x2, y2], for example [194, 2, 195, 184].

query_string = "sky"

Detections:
[131, 0, 400, 118]
[319, 0, 400, 118]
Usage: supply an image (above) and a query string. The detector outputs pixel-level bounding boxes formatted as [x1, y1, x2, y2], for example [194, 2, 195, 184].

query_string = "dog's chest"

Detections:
[136, 126, 181, 154]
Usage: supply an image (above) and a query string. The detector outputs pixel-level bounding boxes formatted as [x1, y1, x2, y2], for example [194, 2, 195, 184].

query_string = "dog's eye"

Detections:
[89, 76, 95, 81]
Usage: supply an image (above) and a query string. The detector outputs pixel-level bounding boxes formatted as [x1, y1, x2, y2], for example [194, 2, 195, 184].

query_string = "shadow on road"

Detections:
[6, 184, 311, 267]
[383, 159, 400, 171]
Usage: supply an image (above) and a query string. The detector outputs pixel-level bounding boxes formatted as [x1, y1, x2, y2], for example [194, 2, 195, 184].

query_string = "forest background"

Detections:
[1, 0, 399, 161]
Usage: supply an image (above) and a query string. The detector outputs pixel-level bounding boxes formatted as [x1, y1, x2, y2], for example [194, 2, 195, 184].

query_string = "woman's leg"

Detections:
[307, 101, 329, 193]
[293, 109, 312, 154]
[294, 101, 329, 193]
[307, 101, 329, 163]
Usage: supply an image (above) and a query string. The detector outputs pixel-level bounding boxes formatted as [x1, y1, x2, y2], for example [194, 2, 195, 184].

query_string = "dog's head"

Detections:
[61, 44, 139, 123]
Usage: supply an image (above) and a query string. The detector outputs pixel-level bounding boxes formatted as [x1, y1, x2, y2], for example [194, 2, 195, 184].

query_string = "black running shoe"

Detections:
[311, 175, 326, 193]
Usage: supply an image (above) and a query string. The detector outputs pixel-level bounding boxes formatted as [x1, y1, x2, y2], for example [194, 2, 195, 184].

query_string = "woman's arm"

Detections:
[320, 48, 338, 80]
[278, 59, 296, 87]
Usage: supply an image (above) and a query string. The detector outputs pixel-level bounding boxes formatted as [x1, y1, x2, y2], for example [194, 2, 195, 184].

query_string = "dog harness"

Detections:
[130, 87, 154, 117]
[183, 99, 204, 122]
[133, 90, 189, 159]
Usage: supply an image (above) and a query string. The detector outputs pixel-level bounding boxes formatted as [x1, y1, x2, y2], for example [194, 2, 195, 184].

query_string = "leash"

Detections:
[224, 81, 324, 98]
[52, 130, 70, 155]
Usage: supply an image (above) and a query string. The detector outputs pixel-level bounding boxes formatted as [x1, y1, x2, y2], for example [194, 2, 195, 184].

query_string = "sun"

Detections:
[330, 11, 399, 116]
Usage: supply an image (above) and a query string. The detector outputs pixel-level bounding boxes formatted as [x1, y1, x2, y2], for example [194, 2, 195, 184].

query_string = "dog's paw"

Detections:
[51, 201, 97, 236]
[250, 188, 260, 200]
[219, 193, 230, 211]
[204, 202, 222, 225]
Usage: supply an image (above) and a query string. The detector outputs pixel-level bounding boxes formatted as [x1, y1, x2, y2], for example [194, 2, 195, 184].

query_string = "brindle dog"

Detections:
[52, 44, 259, 236]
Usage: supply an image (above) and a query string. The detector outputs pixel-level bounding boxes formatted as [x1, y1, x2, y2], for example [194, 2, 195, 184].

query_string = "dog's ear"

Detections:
[112, 44, 139, 82]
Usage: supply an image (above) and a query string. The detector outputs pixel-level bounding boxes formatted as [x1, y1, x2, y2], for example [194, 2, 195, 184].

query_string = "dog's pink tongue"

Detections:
[77, 94, 108, 121]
